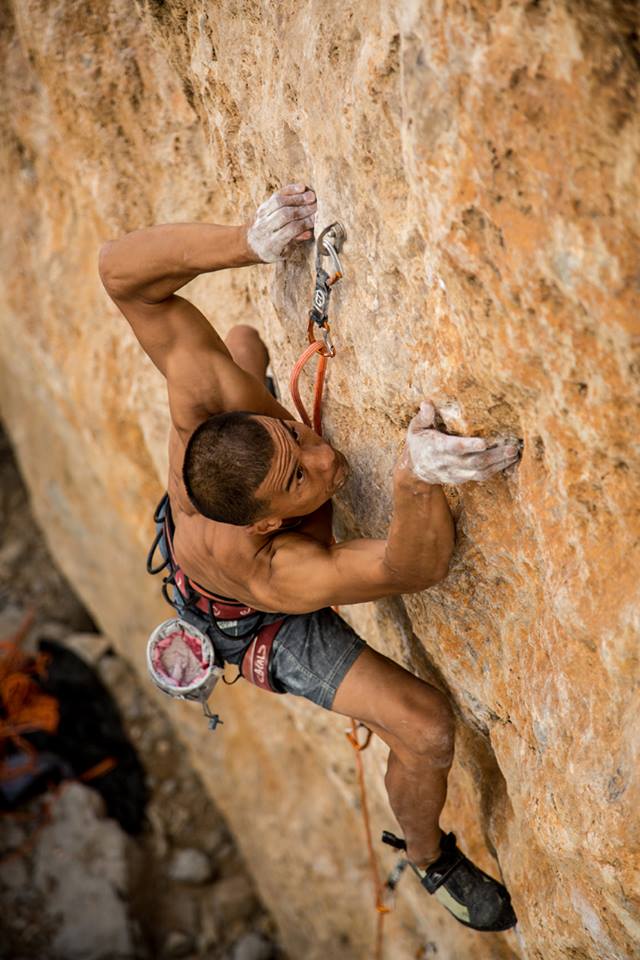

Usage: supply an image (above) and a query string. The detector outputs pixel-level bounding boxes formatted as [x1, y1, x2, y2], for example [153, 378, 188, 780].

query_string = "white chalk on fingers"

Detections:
[281, 190, 316, 206]
[258, 193, 280, 216]
[275, 218, 313, 241]
[408, 404, 436, 434]
[484, 456, 518, 477]
[456, 436, 488, 453]
[248, 196, 314, 261]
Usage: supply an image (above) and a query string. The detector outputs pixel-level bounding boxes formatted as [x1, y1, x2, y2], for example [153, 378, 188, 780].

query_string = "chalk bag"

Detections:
[146, 617, 225, 731]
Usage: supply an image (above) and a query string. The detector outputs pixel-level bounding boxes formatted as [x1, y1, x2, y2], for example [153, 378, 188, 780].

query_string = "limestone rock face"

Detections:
[1, 2, 638, 958]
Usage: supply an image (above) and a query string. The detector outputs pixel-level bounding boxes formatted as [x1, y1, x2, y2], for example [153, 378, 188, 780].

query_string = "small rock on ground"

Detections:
[229, 932, 274, 960]
[168, 847, 213, 885]
[163, 929, 196, 958]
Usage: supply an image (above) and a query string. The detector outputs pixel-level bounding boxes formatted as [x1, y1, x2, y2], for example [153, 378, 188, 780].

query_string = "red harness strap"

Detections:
[172, 568, 256, 620]
[240, 619, 286, 691]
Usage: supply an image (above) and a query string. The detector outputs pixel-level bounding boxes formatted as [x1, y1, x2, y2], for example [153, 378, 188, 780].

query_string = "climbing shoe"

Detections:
[382, 830, 517, 932]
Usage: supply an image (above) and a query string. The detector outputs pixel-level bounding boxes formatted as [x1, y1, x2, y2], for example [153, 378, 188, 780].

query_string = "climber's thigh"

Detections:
[331, 646, 455, 765]
[268, 607, 366, 709]
[224, 324, 269, 381]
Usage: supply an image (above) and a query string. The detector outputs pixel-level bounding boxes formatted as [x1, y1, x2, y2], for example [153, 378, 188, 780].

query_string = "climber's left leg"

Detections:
[225, 324, 269, 381]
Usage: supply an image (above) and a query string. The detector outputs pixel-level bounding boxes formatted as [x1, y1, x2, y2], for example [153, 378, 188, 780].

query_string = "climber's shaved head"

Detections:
[252, 415, 348, 524]
[181, 411, 348, 528]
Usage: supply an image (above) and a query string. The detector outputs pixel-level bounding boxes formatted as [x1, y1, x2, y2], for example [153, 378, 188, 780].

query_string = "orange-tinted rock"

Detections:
[0, 2, 638, 958]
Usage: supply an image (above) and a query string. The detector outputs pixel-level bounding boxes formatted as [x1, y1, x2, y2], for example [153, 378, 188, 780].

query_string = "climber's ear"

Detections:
[246, 514, 283, 535]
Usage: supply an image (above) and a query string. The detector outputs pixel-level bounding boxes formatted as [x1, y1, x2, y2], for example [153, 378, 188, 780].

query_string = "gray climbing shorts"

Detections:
[269, 607, 366, 710]
[172, 591, 365, 711]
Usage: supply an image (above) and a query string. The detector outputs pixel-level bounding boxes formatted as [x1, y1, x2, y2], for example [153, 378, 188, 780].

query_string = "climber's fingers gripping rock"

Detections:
[247, 183, 317, 262]
[405, 401, 522, 485]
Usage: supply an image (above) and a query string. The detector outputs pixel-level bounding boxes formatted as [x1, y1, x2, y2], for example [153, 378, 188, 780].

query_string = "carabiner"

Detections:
[316, 222, 346, 282]
[321, 323, 336, 357]
[309, 222, 346, 331]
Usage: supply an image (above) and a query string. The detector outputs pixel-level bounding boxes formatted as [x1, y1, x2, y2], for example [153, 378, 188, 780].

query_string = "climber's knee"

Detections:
[388, 689, 455, 770]
[226, 322, 253, 336]
[332, 647, 455, 769]
[225, 323, 265, 350]
[225, 324, 269, 377]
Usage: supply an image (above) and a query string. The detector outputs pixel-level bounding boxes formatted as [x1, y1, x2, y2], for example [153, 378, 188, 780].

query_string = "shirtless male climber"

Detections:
[99, 183, 520, 932]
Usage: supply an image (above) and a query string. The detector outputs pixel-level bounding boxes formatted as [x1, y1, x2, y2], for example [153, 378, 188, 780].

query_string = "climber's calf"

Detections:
[332, 644, 454, 867]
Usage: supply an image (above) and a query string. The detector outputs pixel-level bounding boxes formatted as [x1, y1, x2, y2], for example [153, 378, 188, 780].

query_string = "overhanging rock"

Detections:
[0, 2, 638, 958]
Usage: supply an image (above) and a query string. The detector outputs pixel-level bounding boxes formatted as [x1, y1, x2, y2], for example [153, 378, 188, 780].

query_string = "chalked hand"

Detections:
[403, 402, 522, 485]
[247, 183, 317, 262]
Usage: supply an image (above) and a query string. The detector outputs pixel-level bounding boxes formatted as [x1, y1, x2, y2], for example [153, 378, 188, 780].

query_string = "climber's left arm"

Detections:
[97, 186, 316, 430]
[98, 184, 316, 304]
[99, 222, 256, 308]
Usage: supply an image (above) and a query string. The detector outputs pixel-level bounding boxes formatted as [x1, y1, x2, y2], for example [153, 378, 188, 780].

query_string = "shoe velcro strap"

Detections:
[421, 849, 466, 894]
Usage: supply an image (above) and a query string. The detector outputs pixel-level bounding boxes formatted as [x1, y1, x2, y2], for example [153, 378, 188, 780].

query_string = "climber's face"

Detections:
[251, 416, 349, 524]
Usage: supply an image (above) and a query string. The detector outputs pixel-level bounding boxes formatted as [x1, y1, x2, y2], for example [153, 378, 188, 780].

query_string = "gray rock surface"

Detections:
[230, 932, 274, 960]
[168, 847, 213, 885]
[32, 783, 135, 960]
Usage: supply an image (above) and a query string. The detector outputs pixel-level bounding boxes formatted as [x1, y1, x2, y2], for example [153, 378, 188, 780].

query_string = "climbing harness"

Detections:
[145, 493, 286, 732]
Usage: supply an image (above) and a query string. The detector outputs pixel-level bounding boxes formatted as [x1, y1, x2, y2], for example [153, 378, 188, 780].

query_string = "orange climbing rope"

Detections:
[0, 609, 119, 867]
[347, 720, 391, 958]
[289, 232, 392, 959]
[0, 610, 59, 785]
[288, 337, 330, 434]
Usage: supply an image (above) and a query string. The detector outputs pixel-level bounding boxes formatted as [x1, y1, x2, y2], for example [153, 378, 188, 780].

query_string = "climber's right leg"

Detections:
[331, 645, 454, 867]
[331, 645, 518, 932]
[262, 607, 515, 930]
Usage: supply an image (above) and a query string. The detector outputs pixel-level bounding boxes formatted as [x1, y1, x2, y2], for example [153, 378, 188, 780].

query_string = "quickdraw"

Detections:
[289, 222, 346, 433]
[308, 222, 346, 356]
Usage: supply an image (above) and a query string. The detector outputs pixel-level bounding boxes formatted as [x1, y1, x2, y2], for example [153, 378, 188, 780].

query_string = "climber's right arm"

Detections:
[249, 475, 455, 614]
[249, 405, 521, 613]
